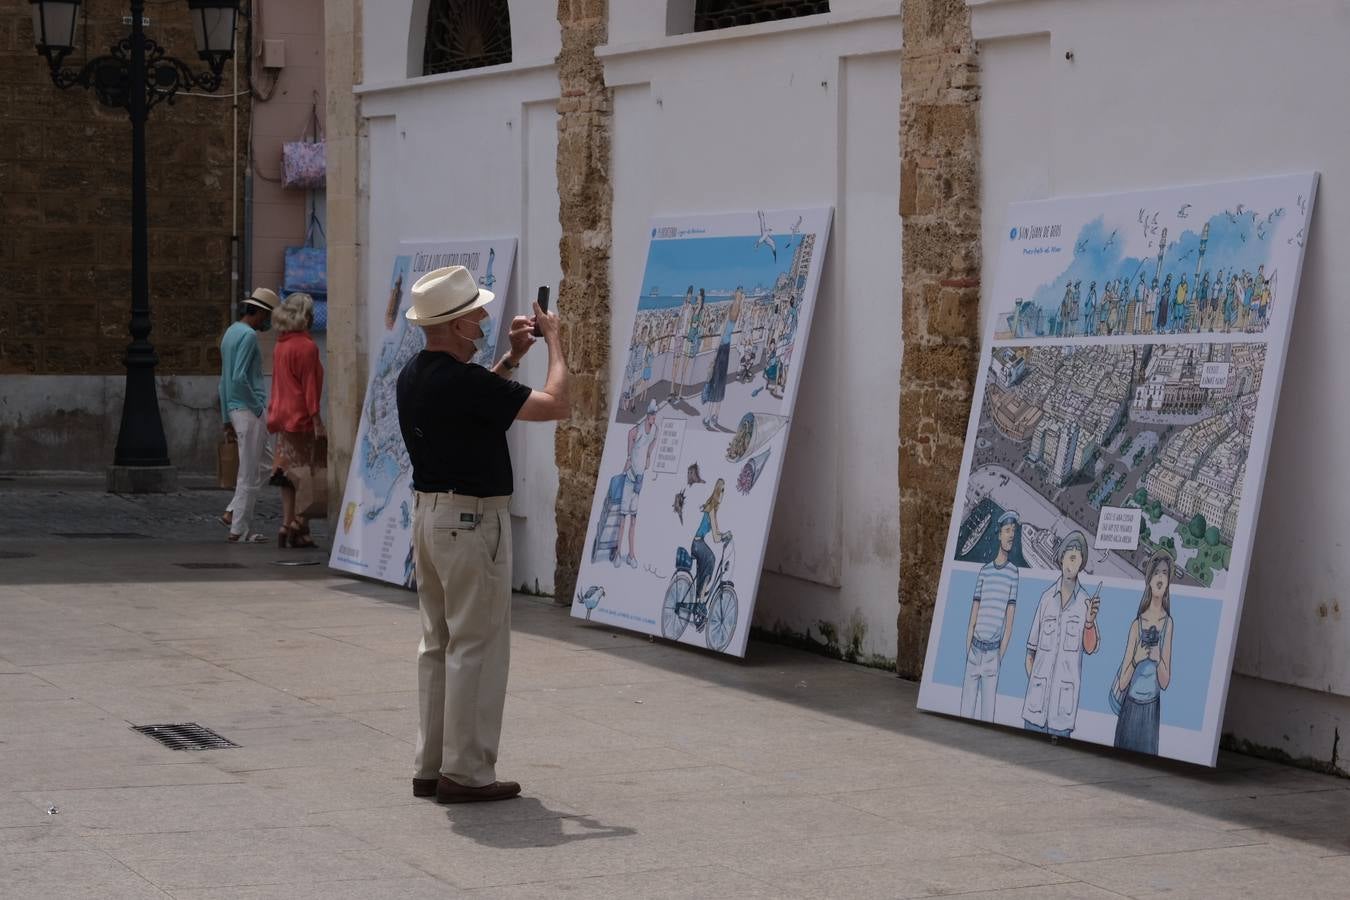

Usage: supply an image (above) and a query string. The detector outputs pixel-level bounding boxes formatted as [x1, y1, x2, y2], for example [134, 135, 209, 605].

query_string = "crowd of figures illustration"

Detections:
[960, 513, 1175, 756]
[1032, 264, 1274, 338]
[1001, 215, 1286, 340]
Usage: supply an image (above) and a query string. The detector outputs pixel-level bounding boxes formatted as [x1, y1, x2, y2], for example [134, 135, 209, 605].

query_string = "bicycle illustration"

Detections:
[661, 533, 739, 652]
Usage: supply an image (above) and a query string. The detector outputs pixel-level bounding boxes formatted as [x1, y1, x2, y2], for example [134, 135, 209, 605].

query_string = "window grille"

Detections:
[423, 0, 512, 76]
[693, 0, 830, 32]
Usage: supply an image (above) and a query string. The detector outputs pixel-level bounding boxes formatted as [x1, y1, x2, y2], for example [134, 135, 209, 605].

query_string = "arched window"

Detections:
[422, 0, 512, 76]
[693, 0, 829, 32]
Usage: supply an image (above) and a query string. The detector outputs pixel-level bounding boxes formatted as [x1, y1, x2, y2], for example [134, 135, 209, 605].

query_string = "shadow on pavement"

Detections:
[447, 798, 637, 848]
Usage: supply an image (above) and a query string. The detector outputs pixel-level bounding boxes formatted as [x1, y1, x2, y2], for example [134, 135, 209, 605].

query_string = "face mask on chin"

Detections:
[460, 319, 489, 357]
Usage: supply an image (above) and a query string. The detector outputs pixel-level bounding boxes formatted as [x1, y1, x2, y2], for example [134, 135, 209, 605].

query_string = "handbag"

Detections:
[283, 212, 327, 295]
[216, 434, 239, 489]
[290, 436, 329, 520]
[281, 102, 326, 190]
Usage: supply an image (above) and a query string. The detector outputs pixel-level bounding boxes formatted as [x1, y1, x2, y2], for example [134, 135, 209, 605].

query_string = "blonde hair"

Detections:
[700, 478, 726, 513]
[273, 293, 314, 333]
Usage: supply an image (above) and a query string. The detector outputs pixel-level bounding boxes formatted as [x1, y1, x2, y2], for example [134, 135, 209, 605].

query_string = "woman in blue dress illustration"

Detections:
[701, 289, 742, 429]
[1111, 550, 1175, 754]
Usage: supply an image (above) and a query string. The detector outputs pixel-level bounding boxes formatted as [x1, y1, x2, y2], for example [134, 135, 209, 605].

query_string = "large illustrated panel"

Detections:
[571, 208, 834, 657]
[919, 174, 1318, 766]
[330, 239, 517, 587]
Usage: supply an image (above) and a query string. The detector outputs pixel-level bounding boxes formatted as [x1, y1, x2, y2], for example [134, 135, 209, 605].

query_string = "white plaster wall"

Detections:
[355, 5, 562, 595]
[602, 9, 903, 663]
[972, 0, 1350, 764]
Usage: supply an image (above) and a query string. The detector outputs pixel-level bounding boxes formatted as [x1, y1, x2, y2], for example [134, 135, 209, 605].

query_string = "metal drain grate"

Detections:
[53, 532, 151, 540]
[174, 562, 246, 570]
[132, 723, 238, 751]
[0, 551, 36, 559]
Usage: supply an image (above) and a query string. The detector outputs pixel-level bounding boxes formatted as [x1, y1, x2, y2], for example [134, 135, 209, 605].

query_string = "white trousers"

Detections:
[413, 491, 512, 787]
[227, 409, 271, 537]
[960, 644, 1002, 723]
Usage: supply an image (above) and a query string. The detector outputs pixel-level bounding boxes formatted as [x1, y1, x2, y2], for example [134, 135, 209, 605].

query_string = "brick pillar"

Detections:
[553, 0, 612, 606]
[323, 0, 363, 515]
[897, 0, 982, 677]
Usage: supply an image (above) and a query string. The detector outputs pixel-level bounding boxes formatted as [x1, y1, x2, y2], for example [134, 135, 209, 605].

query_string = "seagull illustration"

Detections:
[1075, 238, 1089, 254]
[1177, 203, 1192, 218]
[1288, 228, 1305, 248]
[790, 215, 803, 235]
[576, 586, 605, 620]
[1298, 194, 1306, 214]
[754, 210, 777, 262]
[1102, 229, 1119, 252]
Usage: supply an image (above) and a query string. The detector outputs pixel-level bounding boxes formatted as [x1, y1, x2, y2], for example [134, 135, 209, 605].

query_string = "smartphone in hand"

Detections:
[532, 285, 550, 337]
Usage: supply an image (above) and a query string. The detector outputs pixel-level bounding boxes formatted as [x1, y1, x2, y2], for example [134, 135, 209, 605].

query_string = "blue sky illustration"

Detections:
[1025, 209, 1278, 312]
[638, 235, 803, 308]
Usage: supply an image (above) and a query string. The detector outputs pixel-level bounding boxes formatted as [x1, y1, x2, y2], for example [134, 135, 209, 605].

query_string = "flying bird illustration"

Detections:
[790, 215, 803, 235]
[754, 210, 777, 262]
[1288, 228, 1305, 248]
[1102, 229, 1119, 251]
[1177, 203, 1192, 218]
[1075, 238, 1089, 254]
[1298, 194, 1306, 214]
[672, 489, 686, 524]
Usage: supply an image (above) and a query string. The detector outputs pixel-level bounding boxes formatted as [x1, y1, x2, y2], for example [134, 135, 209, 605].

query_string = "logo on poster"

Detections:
[1010, 224, 1063, 241]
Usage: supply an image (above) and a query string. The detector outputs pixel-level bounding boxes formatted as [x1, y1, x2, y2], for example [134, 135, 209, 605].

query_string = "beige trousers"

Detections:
[412, 491, 512, 787]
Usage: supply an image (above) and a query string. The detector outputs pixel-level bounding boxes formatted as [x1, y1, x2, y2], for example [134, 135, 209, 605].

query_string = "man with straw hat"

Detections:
[398, 265, 568, 803]
[219, 288, 278, 544]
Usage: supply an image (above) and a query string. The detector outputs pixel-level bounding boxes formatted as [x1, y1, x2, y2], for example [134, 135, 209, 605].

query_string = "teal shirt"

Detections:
[219, 321, 267, 423]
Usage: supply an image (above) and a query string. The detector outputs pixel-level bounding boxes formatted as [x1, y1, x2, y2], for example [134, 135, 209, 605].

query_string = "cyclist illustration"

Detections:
[662, 477, 739, 652]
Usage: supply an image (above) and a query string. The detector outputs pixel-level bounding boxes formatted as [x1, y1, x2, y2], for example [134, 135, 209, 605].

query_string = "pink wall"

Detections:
[250, 0, 326, 300]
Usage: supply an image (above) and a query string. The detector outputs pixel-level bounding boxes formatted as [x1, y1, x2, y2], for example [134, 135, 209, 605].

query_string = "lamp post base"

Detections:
[106, 465, 178, 495]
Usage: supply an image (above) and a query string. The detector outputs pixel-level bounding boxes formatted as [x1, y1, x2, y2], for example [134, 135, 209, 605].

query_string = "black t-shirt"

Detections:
[396, 350, 532, 497]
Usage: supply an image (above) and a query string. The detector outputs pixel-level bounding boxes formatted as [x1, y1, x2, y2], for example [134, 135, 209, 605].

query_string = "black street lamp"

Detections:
[30, 0, 240, 492]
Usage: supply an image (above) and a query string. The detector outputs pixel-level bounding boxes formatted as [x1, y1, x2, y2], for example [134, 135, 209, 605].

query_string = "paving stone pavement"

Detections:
[1, 479, 1348, 898]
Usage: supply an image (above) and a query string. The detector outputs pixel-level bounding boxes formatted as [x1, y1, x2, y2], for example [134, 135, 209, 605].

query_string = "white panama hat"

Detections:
[405, 266, 493, 326]
[244, 287, 279, 312]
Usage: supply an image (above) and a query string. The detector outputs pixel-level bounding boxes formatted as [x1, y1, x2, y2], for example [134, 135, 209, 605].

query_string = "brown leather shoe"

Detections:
[435, 776, 521, 804]
[412, 778, 437, 798]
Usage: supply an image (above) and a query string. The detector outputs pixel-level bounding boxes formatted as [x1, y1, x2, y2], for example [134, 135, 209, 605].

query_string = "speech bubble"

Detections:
[1095, 505, 1142, 551]
[652, 417, 685, 475]
[1200, 362, 1231, 389]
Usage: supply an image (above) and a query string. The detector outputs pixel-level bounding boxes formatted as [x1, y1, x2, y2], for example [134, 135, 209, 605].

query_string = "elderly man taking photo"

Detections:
[398, 266, 568, 803]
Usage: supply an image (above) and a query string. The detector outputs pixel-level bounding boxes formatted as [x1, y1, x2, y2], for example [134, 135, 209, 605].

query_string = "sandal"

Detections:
[286, 520, 317, 549]
[220, 512, 233, 529]
[277, 525, 292, 549]
[227, 532, 267, 544]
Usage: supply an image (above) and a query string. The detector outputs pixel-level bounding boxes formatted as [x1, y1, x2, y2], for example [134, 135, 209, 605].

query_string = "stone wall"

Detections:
[897, 0, 981, 676]
[322, 0, 362, 516]
[553, 0, 612, 606]
[0, 0, 245, 377]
